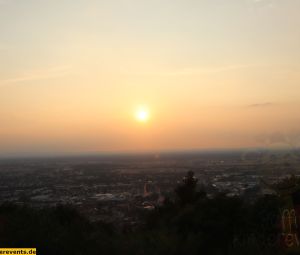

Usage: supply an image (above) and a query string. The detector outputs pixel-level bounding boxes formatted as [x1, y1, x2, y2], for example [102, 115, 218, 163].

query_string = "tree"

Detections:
[175, 171, 202, 206]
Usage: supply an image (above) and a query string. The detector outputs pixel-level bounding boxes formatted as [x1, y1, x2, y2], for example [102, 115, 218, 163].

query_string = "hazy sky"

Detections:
[1, 0, 300, 156]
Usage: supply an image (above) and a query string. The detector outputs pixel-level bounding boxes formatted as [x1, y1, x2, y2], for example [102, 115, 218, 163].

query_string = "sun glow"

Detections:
[135, 107, 150, 123]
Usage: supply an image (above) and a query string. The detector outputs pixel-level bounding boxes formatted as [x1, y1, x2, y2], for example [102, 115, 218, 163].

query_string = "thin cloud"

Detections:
[122, 64, 256, 77]
[252, 0, 272, 3]
[166, 64, 254, 76]
[250, 0, 276, 8]
[0, 44, 7, 50]
[247, 102, 274, 108]
[0, 0, 12, 4]
[0, 65, 72, 86]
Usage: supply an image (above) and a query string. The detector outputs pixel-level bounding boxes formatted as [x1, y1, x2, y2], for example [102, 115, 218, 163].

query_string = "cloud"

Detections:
[252, 0, 271, 3]
[247, 102, 274, 108]
[0, 44, 7, 50]
[0, 65, 72, 86]
[250, 0, 276, 8]
[166, 64, 254, 76]
[122, 64, 256, 77]
[0, 0, 12, 4]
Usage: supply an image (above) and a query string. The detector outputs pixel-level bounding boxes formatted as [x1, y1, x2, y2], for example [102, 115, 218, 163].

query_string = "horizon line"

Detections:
[0, 146, 297, 160]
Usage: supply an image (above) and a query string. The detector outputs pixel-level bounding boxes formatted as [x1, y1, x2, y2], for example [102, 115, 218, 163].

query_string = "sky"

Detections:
[0, 0, 300, 157]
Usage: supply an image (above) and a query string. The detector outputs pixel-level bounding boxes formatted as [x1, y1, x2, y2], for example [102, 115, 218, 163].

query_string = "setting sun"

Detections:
[135, 107, 150, 123]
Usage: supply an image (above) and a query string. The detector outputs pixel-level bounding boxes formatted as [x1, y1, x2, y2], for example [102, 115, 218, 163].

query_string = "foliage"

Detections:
[0, 172, 291, 255]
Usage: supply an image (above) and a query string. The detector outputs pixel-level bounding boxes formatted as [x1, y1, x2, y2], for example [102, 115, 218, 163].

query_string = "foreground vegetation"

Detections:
[0, 172, 297, 255]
